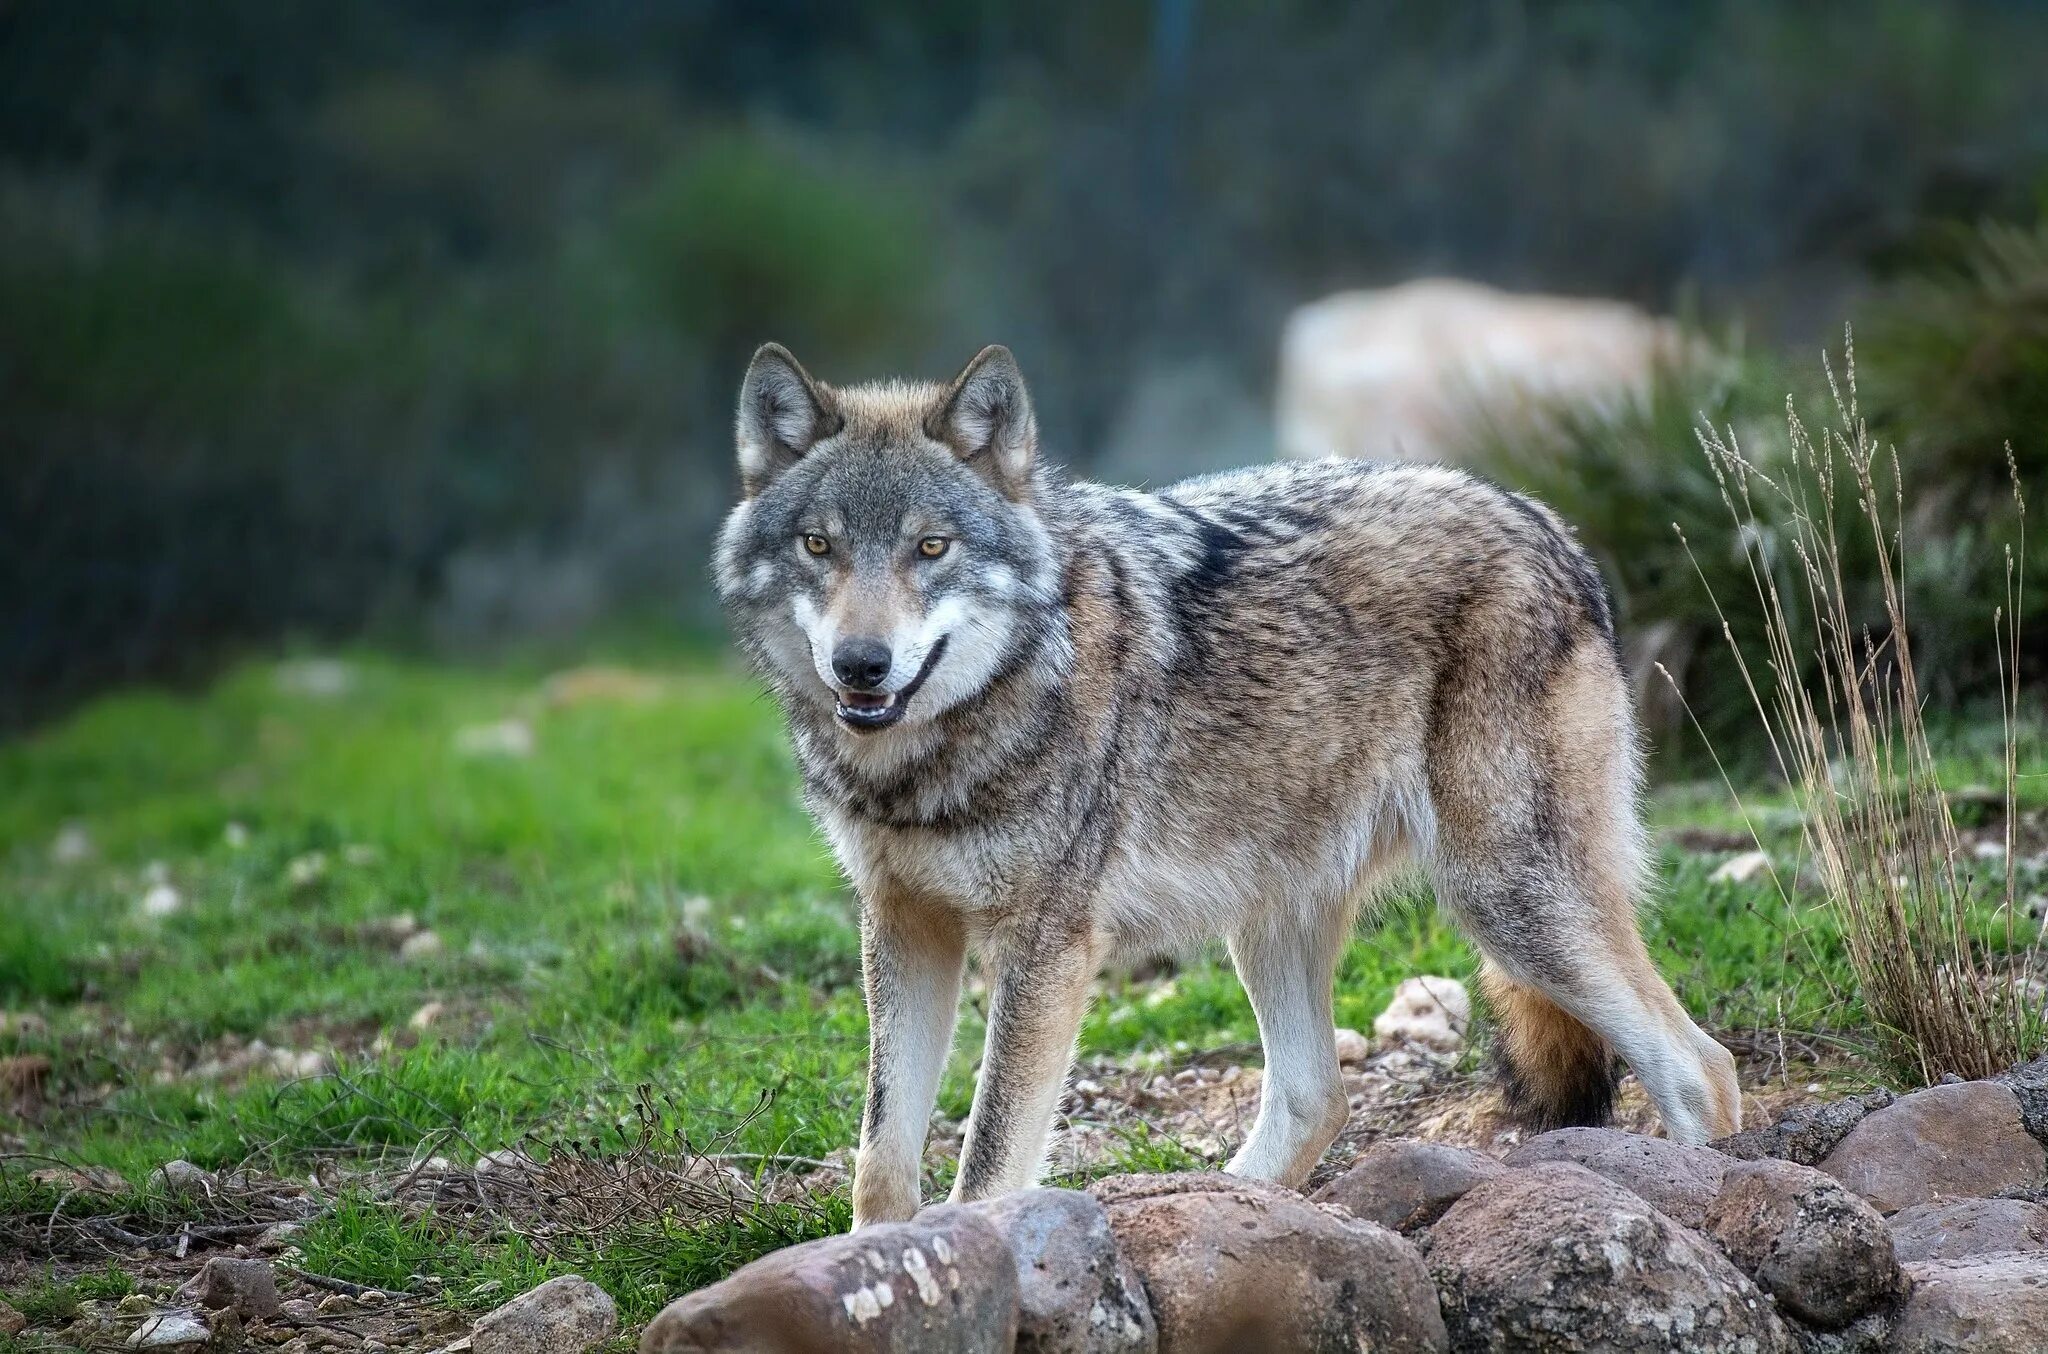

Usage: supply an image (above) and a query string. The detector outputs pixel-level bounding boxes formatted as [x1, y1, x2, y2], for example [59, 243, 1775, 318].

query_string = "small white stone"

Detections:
[398, 930, 445, 963]
[141, 884, 183, 917]
[127, 1312, 210, 1348]
[51, 822, 95, 864]
[286, 852, 328, 889]
[453, 719, 534, 758]
[1710, 850, 1771, 885]
[223, 822, 251, 850]
[1333, 1027, 1372, 1064]
[1372, 975, 1471, 1052]
[409, 1001, 447, 1031]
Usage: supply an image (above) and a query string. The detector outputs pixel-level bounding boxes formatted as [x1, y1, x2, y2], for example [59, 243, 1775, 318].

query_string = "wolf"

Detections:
[714, 342, 1742, 1227]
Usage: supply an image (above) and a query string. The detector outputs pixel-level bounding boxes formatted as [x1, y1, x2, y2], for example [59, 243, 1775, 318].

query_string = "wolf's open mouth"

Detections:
[835, 637, 949, 732]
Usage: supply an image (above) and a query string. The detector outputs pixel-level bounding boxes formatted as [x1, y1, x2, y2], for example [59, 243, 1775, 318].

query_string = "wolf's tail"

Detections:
[1481, 961, 1619, 1130]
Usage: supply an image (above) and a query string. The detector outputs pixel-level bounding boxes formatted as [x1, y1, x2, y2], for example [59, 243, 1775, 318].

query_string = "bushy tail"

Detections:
[1481, 962, 1618, 1130]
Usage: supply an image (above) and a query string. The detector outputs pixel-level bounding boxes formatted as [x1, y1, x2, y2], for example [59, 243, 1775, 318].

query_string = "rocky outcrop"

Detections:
[1427, 1162, 1791, 1352]
[1818, 1082, 2047, 1213]
[1091, 1172, 1446, 1353]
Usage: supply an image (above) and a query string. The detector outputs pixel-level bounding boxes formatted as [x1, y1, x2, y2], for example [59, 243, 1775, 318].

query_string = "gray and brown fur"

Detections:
[715, 343, 1742, 1226]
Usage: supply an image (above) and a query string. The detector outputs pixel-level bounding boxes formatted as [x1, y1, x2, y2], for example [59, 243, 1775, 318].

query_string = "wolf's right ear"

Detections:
[735, 343, 838, 497]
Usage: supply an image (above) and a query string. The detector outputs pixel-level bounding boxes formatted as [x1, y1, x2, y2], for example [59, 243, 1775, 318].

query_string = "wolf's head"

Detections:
[714, 344, 1062, 739]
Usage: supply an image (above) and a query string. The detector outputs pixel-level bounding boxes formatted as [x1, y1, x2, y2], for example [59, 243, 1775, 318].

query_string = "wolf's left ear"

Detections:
[930, 345, 1037, 498]
[736, 343, 839, 497]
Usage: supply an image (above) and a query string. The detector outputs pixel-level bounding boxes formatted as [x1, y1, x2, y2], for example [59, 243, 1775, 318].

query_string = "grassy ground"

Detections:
[3, 650, 2043, 1337]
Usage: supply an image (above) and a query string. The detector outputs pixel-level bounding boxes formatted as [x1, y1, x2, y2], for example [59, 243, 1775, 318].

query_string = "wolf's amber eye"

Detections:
[917, 537, 949, 559]
[802, 533, 830, 557]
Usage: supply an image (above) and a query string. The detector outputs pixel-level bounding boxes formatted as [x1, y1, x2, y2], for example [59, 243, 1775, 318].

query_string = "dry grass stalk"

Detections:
[1682, 330, 2034, 1085]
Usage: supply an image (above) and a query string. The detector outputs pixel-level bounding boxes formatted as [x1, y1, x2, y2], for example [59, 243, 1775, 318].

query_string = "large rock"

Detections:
[1312, 1140, 1506, 1232]
[195, 1257, 281, 1320]
[1888, 1198, 2048, 1263]
[1891, 1251, 2048, 1351]
[1995, 1054, 2048, 1147]
[640, 1207, 1018, 1353]
[1817, 1082, 2046, 1213]
[1701, 1158, 1899, 1329]
[475, 1277, 617, 1354]
[972, 1188, 1154, 1354]
[1717, 1091, 1895, 1168]
[1503, 1127, 1729, 1227]
[1275, 279, 1698, 466]
[1090, 1172, 1446, 1353]
[1428, 1162, 1789, 1353]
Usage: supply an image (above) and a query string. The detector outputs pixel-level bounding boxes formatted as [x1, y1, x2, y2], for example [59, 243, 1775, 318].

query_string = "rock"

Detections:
[197, 1258, 281, 1320]
[1891, 1251, 2048, 1351]
[1089, 1171, 1446, 1353]
[150, 1160, 218, 1194]
[1994, 1053, 2048, 1147]
[0, 1299, 26, 1336]
[473, 1277, 617, 1354]
[1888, 1198, 2048, 1263]
[0, 1011, 50, 1040]
[1701, 1158, 1899, 1329]
[1818, 1082, 2046, 1213]
[1275, 280, 1698, 466]
[286, 853, 329, 890]
[1373, 976, 1470, 1052]
[275, 659, 355, 698]
[1334, 1026, 1372, 1064]
[399, 930, 445, 963]
[1430, 1163, 1788, 1352]
[279, 1300, 319, 1323]
[142, 883, 184, 917]
[972, 1188, 1154, 1354]
[1710, 850, 1772, 885]
[1716, 1089, 1897, 1167]
[1504, 1127, 1730, 1227]
[454, 719, 535, 758]
[640, 1206, 1017, 1353]
[51, 821, 95, 864]
[0, 1053, 52, 1101]
[126, 1312, 211, 1349]
[1312, 1140, 1506, 1232]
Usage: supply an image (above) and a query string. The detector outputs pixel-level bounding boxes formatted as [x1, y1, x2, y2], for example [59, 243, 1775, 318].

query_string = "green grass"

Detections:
[2, 647, 2042, 1321]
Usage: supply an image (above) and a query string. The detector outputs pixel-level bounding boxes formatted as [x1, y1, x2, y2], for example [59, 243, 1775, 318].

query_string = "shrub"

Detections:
[1694, 338, 2035, 1084]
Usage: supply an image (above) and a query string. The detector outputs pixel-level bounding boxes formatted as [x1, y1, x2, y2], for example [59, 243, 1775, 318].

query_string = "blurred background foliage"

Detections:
[2, 1, 2045, 741]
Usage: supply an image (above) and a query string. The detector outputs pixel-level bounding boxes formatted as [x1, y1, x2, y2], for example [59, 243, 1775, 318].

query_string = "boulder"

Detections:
[1716, 1090, 1896, 1167]
[1373, 976, 1471, 1052]
[1312, 1140, 1506, 1232]
[640, 1206, 1018, 1354]
[474, 1276, 619, 1354]
[1994, 1054, 2048, 1147]
[1428, 1162, 1790, 1352]
[971, 1188, 1154, 1354]
[196, 1258, 282, 1320]
[1090, 1171, 1446, 1353]
[1275, 279, 1698, 466]
[1890, 1251, 2048, 1351]
[1503, 1127, 1729, 1227]
[1818, 1082, 2046, 1213]
[1701, 1158, 1900, 1329]
[1887, 1198, 2048, 1263]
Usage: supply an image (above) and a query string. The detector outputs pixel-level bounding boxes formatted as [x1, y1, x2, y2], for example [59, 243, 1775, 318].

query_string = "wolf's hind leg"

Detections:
[1432, 840, 1741, 1144]
[1224, 901, 1351, 1185]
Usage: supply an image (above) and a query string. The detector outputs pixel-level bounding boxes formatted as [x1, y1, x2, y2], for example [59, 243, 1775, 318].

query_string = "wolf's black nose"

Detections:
[832, 639, 893, 691]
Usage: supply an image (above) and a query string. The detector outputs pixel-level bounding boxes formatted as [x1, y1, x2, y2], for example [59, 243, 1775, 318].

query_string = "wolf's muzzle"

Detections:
[834, 636, 950, 732]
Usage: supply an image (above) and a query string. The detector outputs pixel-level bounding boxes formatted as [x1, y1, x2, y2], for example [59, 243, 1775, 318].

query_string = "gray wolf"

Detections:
[714, 342, 1741, 1227]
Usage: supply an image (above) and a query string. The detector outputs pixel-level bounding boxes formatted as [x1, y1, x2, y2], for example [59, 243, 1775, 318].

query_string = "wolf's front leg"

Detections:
[950, 923, 1097, 1203]
[851, 896, 966, 1229]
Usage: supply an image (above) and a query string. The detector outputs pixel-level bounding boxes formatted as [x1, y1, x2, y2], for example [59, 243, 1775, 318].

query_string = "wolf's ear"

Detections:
[930, 345, 1036, 498]
[735, 343, 838, 497]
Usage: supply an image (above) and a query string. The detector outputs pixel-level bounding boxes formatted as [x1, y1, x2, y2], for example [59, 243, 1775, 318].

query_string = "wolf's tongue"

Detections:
[842, 690, 892, 710]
